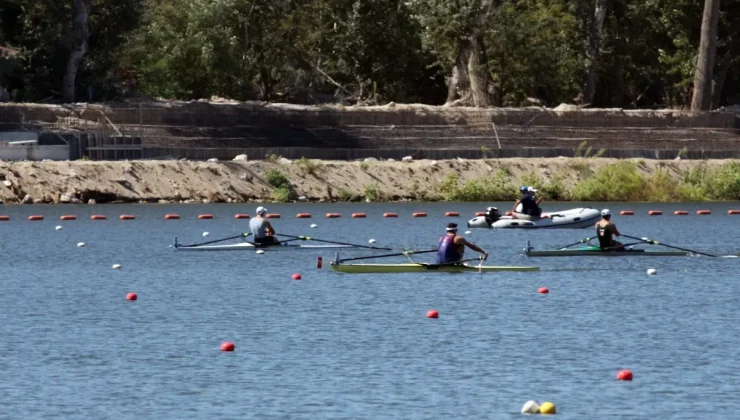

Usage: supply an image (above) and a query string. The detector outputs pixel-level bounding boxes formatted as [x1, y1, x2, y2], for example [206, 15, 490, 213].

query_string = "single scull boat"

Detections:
[330, 262, 540, 273]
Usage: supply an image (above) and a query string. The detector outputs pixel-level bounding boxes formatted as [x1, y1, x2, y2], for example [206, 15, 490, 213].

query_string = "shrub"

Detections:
[296, 157, 323, 175]
[359, 162, 370, 171]
[265, 169, 290, 189]
[265, 154, 282, 163]
[571, 161, 645, 201]
[363, 184, 383, 202]
[337, 188, 354, 202]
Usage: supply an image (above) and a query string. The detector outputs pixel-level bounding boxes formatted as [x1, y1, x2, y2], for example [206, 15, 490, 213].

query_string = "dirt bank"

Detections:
[0, 158, 736, 204]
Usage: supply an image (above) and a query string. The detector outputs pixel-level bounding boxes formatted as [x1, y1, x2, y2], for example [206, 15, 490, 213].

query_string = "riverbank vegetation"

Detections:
[0, 0, 737, 111]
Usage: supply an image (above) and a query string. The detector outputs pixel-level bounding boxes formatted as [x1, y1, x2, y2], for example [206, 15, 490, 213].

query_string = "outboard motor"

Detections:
[484, 207, 501, 226]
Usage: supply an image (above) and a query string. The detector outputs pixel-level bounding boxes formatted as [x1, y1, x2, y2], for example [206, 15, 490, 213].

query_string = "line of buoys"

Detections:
[164, 214, 180, 220]
[729, 210, 740, 215]
[475, 212, 485, 217]
[0, 215, 8, 221]
[616, 369, 633, 381]
[351, 213, 367, 218]
[648, 210, 663, 216]
[620, 210, 634, 216]
[383, 212, 398, 218]
[426, 310, 439, 319]
[412, 212, 427, 218]
[234, 213, 250, 219]
[266, 213, 280, 219]
[126, 293, 137, 301]
[60, 215, 77, 220]
[326, 213, 341, 218]
[296, 213, 312, 218]
[220, 342, 235, 352]
[674, 210, 688, 215]
[697, 210, 711, 215]
[90, 215, 107, 220]
[119, 215, 135, 220]
[28, 215, 44, 221]
[445, 211, 459, 217]
[198, 214, 213, 219]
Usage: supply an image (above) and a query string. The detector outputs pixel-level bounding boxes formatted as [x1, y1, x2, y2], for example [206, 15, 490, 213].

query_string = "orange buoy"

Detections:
[616, 369, 633, 381]
[696, 210, 711, 215]
[538, 287, 549, 294]
[119, 215, 135, 220]
[296, 213, 312, 219]
[220, 342, 235, 352]
[674, 210, 688, 216]
[60, 215, 77, 220]
[729, 210, 740, 215]
[426, 310, 439, 319]
[28, 215, 44, 221]
[90, 215, 107, 220]
[326, 213, 341, 218]
[292, 273, 302, 280]
[164, 214, 180, 220]
[198, 214, 213, 219]
[620, 210, 634, 216]
[265, 213, 280, 219]
[648, 210, 663, 216]
[351, 213, 367, 218]
[412, 212, 427, 218]
[475, 212, 485, 217]
[126, 293, 138, 301]
[0, 215, 9, 221]
[234, 213, 250, 219]
[383, 212, 398, 218]
[445, 211, 460, 217]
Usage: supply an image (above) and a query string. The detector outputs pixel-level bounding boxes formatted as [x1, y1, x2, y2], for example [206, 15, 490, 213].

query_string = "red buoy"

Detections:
[317, 257, 323, 269]
[126, 293, 138, 301]
[221, 342, 235, 352]
[616, 369, 633, 381]
[292, 273, 302, 280]
[426, 310, 439, 319]
[538, 287, 549, 294]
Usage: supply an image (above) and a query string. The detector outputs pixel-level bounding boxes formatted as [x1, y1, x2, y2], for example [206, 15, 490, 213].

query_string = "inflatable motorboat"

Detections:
[467, 207, 601, 229]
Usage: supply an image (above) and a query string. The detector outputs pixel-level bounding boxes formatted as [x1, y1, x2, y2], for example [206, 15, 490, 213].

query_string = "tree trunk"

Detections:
[63, 0, 89, 103]
[711, 59, 730, 109]
[691, 0, 721, 111]
[581, 0, 609, 106]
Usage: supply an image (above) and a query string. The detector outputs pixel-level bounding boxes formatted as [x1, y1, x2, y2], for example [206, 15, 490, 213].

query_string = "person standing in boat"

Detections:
[595, 209, 623, 250]
[250, 206, 279, 245]
[437, 223, 488, 264]
[512, 186, 542, 221]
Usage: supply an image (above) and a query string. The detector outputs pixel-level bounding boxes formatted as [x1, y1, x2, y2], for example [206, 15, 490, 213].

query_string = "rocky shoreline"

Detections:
[0, 158, 736, 204]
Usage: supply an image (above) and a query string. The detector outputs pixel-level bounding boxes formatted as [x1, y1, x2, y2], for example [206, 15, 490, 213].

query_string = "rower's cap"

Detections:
[520, 186, 528, 192]
[601, 209, 611, 216]
[527, 186, 537, 193]
[256, 206, 267, 215]
[446, 222, 458, 232]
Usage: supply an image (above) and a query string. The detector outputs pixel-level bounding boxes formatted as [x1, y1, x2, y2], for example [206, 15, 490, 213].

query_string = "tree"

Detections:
[63, 0, 89, 102]
[691, 0, 721, 111]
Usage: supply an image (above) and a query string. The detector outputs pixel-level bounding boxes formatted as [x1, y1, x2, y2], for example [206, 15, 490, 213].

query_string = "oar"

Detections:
[177, 233, 252, 248]
[336, 249, 437, 263]
[620, 234, 728, 258]
[557, 236, 596, 250]
[275, 233, 392, 250]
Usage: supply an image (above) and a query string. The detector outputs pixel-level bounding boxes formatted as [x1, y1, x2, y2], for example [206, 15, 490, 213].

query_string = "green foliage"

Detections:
[359, 162, 370, 171]
[480, 145, 490, 158]
[362, 183, 383, 202]
[337, 188, 354, 202]
[437, 170, 515, 201]
[296, 157, 323, 175]
[571, 161, 646, 201]
[265, 169, 290, 189]
[265, 154, 282, 163]
[521, 171, 569, 200]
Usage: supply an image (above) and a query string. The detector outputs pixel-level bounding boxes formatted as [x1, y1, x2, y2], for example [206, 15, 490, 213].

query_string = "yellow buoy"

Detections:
[539, 401, 556, 415]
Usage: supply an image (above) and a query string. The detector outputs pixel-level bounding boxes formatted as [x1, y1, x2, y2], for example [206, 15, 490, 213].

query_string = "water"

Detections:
[1, 202, 739, 419]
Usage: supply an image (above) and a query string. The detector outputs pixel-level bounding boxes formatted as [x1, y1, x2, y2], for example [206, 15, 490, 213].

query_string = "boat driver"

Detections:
[595, 209, 623, 250]
[437, 223, 488, 264]
[512, 186, 543, 221]
[250, 206, 279, 245]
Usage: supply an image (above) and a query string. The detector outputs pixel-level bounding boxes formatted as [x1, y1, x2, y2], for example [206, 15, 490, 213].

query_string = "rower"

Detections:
[249, 206, 279, 245]
[512, 186, 542, 221]
[437, 223, 488, 264]
[595, 209, 623, 250]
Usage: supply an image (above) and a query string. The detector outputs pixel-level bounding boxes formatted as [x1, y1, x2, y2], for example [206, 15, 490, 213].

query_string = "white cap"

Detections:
[256, 206, 267, 215]
[527, 186, 537, 193]
[601, 209, 611, 216]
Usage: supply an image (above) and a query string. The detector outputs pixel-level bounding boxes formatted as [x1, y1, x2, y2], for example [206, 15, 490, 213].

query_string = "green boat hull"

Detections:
[330, 263, 540, 273]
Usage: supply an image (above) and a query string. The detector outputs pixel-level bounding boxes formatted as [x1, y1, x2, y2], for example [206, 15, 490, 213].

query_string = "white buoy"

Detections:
[256, 250, 265, 254]
[112, 264, 122, 270]
[465, 230, 472, 235]
[55, 226, 63, 231]
[647, 268, 657, 275]
[368, 239, 376, 244]
[521, 400, 540, 414]
[77, 242, 86, 247]
[202, 232, 210, 237]
[310, 224, 318, 228]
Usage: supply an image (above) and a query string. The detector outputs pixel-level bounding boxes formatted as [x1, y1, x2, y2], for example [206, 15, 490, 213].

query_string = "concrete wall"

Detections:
[0, 131, 38, 142]
[0, 145, 69, 160]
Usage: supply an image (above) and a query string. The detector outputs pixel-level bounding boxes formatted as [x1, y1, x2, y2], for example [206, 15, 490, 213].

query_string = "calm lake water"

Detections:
[1, 201, 739, 419]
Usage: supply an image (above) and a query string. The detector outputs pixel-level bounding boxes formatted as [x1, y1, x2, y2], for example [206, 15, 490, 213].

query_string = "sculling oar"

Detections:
[621, 234, 737, 258]
[276, 234, 392, 250]
[336, 249, 437, 263]
[175, 233, 252, 248]
[557, 236, 596, 250]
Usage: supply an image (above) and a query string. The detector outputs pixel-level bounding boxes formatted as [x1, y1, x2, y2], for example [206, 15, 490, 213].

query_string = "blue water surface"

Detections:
[1, 201, 739, 419]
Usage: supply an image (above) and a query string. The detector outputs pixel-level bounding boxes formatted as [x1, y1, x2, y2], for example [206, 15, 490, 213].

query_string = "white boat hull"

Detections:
[467, 207, 601, 229]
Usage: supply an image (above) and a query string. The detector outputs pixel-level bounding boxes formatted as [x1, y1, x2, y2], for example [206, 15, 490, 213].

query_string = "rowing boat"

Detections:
[173, 240, 354, 251]
[330, 262, 540, 273]
[525, 245, 689, 257]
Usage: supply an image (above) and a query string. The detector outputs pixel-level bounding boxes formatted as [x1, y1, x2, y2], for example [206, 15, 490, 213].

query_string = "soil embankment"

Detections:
[0, 158, 736, 204]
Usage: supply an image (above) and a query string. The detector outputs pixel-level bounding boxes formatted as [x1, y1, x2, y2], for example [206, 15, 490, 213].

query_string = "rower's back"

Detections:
[250, 217, 268, 239]
[596, 220, 613, 248]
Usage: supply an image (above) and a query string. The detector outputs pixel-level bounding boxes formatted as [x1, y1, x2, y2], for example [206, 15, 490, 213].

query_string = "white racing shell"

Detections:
[467, 207, 601, 229]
